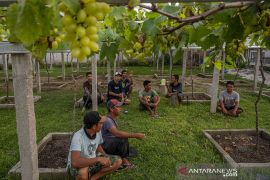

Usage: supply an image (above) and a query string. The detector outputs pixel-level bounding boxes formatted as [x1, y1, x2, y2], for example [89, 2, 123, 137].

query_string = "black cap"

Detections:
[84, 111, 101, 129]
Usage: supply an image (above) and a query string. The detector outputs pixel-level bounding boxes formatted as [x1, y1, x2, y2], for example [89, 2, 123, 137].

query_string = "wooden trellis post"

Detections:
[253, 48, 261, 91]
[92, 54, 98, 111]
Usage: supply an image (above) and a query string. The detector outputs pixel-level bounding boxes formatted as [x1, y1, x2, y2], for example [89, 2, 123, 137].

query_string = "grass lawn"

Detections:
[0, 81, 270, 179]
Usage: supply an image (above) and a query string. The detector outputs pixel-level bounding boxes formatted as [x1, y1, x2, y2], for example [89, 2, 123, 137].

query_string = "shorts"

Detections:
[225, 106, 235, 111]
[139, 103, 154, 111]
[68, 154, 120, 177]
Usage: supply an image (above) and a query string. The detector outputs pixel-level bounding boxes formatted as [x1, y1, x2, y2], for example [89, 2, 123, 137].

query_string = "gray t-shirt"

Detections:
[219, 90, 240, 108]
[139, 89, 159, 103]
[101, 116, 118, 139]
[67, 128, 103, 168]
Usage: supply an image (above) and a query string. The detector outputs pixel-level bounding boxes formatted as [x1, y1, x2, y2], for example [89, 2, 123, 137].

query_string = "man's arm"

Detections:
[233, 101, 239, 113]
[139, 96, 150, 105]
[108, 126, 145, 140]
[71, 151, 109, 168]
[220, 100, 228, 114]
[96, 145, 106, 154]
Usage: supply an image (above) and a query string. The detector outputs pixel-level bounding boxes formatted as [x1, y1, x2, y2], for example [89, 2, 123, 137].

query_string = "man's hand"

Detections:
[135, 133, 145, 140]
[222, 108, 228, 115]
[97, 157, 111, 167]
[232, 109, 237, 115]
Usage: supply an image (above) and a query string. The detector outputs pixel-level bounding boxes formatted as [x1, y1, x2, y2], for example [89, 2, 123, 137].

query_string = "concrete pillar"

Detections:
[11, 53, 39, 180]
[77, 59, 80, 72]
[36, 61, 41, 93]
[182, 50, 187, 91]
[221, 51, 226, 80]
[107, 60, 111, 83]
[113, 55, 117, 75]
[210, 63, 221, 113]
[161, 54, 164, 76]
[169, 49, 173, 80]
[254, 48, 261, 91]
[61, 52, 65, 81]
[3, 54, 8, 81]
[202, 51, 206, 74]
[91, 54, 98, 111]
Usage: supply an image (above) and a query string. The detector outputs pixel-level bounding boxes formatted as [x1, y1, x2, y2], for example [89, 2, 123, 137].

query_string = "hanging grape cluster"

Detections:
[226, 39, 246, 60]
[260, 10, 270, 37]
[47, 28, 65, 49]
[59, 0, 110, 61]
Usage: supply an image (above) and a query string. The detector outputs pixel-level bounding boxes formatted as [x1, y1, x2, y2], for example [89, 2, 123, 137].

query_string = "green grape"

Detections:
[72, 47, 81, 58]
[89, 41, 99, 52]
[99, 2, 110, 13]
[85, 3, 97, 15]
[81, 36, 91, 46]
[81, 46, 91, 56]
[85, 16, 97, 26]
[89, 34, 98, 41]
[52, 41, 58, 49]
[76, 26, 86, 37]
[77, 9, 87, 23]
[64, 23, 76, 33]
[95, 12, 104, 20]
[86, 26, 97, 35]
[62, 15, 73, 26]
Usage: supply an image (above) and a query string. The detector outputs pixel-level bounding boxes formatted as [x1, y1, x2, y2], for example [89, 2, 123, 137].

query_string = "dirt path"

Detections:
[227, 68, 270, 86]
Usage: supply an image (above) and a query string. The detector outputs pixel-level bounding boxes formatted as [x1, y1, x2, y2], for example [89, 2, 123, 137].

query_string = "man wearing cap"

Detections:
[67, 111, 122, 180]
[139, 80, 160, 117]
[101, 99, 145, 169]
[83, 72, 105, 109]
[107, 72, 124, 103]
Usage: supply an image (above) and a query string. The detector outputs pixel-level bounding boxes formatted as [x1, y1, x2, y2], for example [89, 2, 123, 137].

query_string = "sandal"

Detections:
[116, 163, 136, 171]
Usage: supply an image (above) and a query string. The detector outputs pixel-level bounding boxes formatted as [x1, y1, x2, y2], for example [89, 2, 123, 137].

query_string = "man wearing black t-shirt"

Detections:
[167, 74, 182, 104]
[107, 72, 124, 102]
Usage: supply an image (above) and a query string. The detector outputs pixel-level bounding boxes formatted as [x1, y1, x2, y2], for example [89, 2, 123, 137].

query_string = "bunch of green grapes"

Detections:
[48, 28, 65, 49]
[260, 10, 270, 37]
[226, 40, 246, 59]
[0, 9, 8, 41]
[59, 0, 110, 61]
[125, 40, 153, 61]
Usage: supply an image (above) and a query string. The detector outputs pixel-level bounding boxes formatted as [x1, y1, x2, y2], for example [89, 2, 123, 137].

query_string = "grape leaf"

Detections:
[62, 0, 80, 15]
[142, 19, 160, 38]
[15, 1, 42, 46]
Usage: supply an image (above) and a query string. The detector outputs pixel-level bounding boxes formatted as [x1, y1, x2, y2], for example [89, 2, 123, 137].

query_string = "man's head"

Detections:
[84, 111, 106, 132]
[143, 80, 151, 91]
[86, 72, 92, 81]
[121, 70, 128, 78]
[226, 81, 235, 93]
[172, 74, 179, 83]
[113, 72, 122, 82]
[107, 99, 122, 116]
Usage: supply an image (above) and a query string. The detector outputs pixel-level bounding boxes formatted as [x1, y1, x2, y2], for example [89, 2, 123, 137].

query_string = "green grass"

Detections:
[0, 84, 270, 179]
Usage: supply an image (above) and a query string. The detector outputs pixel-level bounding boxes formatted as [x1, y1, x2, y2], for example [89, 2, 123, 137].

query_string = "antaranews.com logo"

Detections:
[176, 164, 237, 179]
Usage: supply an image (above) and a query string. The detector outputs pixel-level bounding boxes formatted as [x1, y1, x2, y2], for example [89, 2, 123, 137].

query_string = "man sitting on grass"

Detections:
[139, 80, 160, 117]
[67, 111, 122, 180]
[107, 72, 124, 103]
[166, 74, 182, 105]
[83, 72, 105, 109]
[217, 81, 243, 117]
[101, 99, 145, 169]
